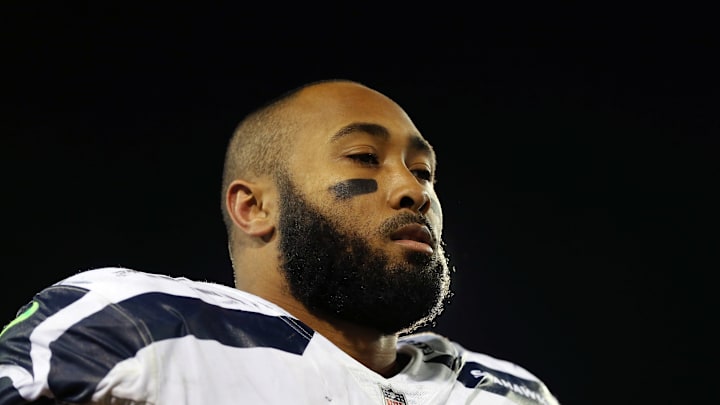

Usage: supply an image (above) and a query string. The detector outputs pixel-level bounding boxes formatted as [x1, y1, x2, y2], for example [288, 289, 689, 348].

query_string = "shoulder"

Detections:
[400, 331, 561, 404]
[5, 266, 292, 349]
[50, 267, 285, 316]
[401, 331, 541, 381]
[0, 267, 311, 404]
[54, 266, 210, 299]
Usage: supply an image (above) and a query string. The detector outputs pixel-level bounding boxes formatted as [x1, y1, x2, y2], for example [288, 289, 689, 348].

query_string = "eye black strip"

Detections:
[329, 179, 378, 200]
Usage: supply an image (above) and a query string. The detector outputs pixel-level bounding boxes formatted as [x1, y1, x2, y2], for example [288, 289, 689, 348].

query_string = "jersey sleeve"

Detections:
[0, 278, 152, 405]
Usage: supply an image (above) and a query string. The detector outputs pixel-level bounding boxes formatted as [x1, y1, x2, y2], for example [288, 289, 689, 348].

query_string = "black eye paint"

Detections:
[329, 179, 378, 200]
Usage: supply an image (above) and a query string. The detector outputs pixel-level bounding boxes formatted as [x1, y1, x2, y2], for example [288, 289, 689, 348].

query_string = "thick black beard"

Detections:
[276, 173, 452, 335]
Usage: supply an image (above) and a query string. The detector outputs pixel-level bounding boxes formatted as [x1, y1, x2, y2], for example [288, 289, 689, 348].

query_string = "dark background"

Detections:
[2, 3, 717, 405]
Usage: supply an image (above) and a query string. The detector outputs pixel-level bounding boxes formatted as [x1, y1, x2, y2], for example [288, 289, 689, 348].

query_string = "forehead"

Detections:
[287, 82, 436, 162]
[329, 122, 434, 161]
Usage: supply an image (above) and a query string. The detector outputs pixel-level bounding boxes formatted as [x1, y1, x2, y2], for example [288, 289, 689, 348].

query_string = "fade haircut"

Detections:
[220, 78, 361, 243]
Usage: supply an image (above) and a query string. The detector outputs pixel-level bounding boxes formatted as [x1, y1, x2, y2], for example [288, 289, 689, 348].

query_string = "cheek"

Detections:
[328, 179, 378, 200]
[429, 194, 442, 217]
[429, 194, 444, 234]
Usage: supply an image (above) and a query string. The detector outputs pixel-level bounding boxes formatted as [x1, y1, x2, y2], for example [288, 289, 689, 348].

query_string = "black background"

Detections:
[2, 3, 717, 405]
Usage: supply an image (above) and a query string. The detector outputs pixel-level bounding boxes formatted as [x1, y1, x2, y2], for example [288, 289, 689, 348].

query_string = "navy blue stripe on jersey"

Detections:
[0, 377, 23, 405]
[1, 376, 57, 404]
[44, 292, 313, 403]
[457, 361, 552, 405]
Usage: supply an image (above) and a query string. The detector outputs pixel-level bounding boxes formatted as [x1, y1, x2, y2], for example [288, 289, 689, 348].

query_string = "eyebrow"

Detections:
[330, 122, 435, 158]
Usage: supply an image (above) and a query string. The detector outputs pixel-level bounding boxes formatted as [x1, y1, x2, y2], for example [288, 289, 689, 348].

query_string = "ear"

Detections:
[226, 179, 274, 238]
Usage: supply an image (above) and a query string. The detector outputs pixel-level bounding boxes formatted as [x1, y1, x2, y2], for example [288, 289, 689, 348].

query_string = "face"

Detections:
[275, 82, 453, 334]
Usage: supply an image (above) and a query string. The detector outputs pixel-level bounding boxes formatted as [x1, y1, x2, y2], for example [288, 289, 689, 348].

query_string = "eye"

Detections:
[412, 168, 434, 182]
[348, 153, 379, 166]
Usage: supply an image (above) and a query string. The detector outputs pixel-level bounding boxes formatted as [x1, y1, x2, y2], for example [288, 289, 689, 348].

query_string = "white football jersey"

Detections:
[0, 267, 560, 404]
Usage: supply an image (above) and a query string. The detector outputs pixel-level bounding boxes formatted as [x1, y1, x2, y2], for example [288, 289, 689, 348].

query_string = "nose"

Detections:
[399, 193, 431, 214]
[390, 171, 431, 215]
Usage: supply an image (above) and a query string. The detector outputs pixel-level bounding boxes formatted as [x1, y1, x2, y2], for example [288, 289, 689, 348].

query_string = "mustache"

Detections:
[379, 212, 436, 243]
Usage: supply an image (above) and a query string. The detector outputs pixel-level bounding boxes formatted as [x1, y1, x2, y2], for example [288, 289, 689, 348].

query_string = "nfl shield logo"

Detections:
[381, 386, 407, 405]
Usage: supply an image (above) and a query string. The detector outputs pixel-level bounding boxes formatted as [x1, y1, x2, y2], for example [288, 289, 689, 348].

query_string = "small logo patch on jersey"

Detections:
[0, 301, 39, 339]
[380, 386, 407, 405]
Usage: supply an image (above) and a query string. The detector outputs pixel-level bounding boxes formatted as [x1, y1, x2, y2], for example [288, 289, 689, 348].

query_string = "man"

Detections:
[0, 79, 561, 404]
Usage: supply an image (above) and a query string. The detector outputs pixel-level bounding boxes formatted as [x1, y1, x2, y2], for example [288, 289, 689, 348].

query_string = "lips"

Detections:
[390, 223, 434, 252]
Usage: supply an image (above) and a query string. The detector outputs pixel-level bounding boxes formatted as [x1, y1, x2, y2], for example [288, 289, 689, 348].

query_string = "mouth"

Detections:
[389, 223, 434, 254]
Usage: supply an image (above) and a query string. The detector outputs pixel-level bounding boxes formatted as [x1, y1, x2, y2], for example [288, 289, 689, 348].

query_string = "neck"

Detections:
[320, 319, 402, 377]
[233, 260, 408, 378]
[267, 294, 406, 377]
